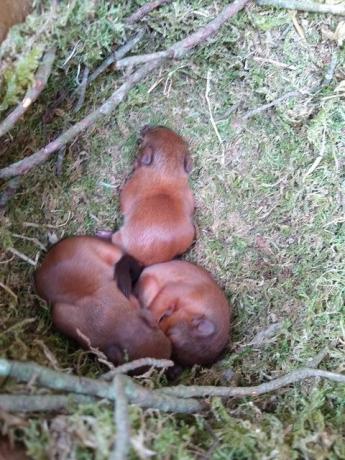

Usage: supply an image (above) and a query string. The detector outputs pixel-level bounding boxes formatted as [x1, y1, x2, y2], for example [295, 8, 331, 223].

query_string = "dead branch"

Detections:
[88, 29, 145, 83]
[110, 375, 131, 460]
[0, 358, 202, 413]
[101, 358, 174, 381]
[256, 0, 345, 15]
[126, 0, 172, 24]
[0, 47, 56, 139]
[0, 0, 250, 180]
[0, 394, 95, 412]
[157, 368, 345, 399]
[242, 90, 300, 120]
[115, 51, 171, 69]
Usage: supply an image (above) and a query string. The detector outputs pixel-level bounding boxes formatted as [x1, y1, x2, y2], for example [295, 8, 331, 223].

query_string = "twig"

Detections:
[76, 328, 115, 370]
[0, 318, 36, 338]
[205, 70, 224, 163]
[0, 47, 56, 139]
[7, 247, 37, 267]
[238, 322, 283, 349]
[115, 51, 171, 69]
[88, 30, 145, 83]
[12, 233, 46, 251]
[126, 0, 172, 24]
[157, 368, 345, 399]
[0, 359, 202, 413]
[101, 358, 174, 381]
[242, 90, 300, 120]
[74, 67, 90, 112]
[0, 177, 21, 210]
[305, 341, 337, 369]
[0, 282, 18, 303]
[0, 394, 95, 412]
[256, 0, 345, 15]
[0, 0, 250, 180]
[22, 211, 72, 229]
[110, 375, 131, 460]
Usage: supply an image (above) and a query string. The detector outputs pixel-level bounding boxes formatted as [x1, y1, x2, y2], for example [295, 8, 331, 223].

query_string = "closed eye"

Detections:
[159, 307, 175, 323]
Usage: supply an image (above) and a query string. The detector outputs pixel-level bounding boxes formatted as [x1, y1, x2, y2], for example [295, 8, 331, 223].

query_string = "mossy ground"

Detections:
[0, 1, 344, 459]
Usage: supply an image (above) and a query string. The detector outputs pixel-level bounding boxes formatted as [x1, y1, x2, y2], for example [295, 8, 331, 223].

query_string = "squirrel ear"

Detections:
[191, 316, 215, 337]
[184, 154, 193, 173]
[139, 145, 154, 166]
[104, 344, 123, 365]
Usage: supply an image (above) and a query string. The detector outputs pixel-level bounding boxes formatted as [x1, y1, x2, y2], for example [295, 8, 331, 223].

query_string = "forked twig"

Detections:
[126, 0, 172, 24]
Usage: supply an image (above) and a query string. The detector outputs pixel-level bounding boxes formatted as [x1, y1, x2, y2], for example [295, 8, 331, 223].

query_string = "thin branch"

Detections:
[0, 359, 202, 413]
[126, 0, 172, 24]
[115, 50, 171, 69]
[0, 0, 250, 180]
[0, 394, 95, 412]
[110, 375, 131, 460]
[157, 368, 345, 399]
[0, 47, 56, 139]
[88, 29, 145, 83]
[7, 247, 37, 266]
[100, 358, 174, 381]
[256, 0, 345, 15]
[74, 67, 90, 112]
[242, 90, 300, 120]
[205, 69, 224, 163]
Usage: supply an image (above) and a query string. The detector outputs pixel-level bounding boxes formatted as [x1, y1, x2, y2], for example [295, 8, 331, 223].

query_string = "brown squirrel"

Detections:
[136, 260, 231, 366]
[35, 236, 171, 364]
[98, 126, 195, 266]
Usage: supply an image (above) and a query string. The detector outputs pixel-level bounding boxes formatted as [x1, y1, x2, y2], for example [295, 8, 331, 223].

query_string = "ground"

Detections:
[0, 1, 344, 459]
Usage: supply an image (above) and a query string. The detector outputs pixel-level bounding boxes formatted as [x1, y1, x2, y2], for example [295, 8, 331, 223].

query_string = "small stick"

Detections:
[0, 0, 251, 180]
[115, 50, 171, 69]
[0, 282, 18, 303]
[88, 29, 145, 83]
[205, 70, 224, 163]
[76, 328, 115, 370]
[110, 375, 131, 460]
[0, 394, 95, 412]
[256, 0, 345, 16]
[158, 368, 345, 399]
[242, 90, 300, 120]
[0, 47, 56, 139]
[126, 0, 172, 24]
[101, 358, 174, 381]
[74, 67, 90, 112]
[22, 211, 72, 229]
[7, 247, 37, 267]
[0, 318, 36, 338]
[12, 233, 46, 251]
[305, 341, 337, 369]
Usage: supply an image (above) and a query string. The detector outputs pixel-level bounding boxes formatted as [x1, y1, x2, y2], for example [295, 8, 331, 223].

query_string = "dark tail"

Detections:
[114, 254, 143, 298]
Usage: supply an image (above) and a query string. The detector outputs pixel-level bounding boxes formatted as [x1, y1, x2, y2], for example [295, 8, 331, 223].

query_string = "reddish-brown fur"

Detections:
[35, 236, 171, 364]
[136, 260, 231, 366]
[110, 126, 195, 266]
